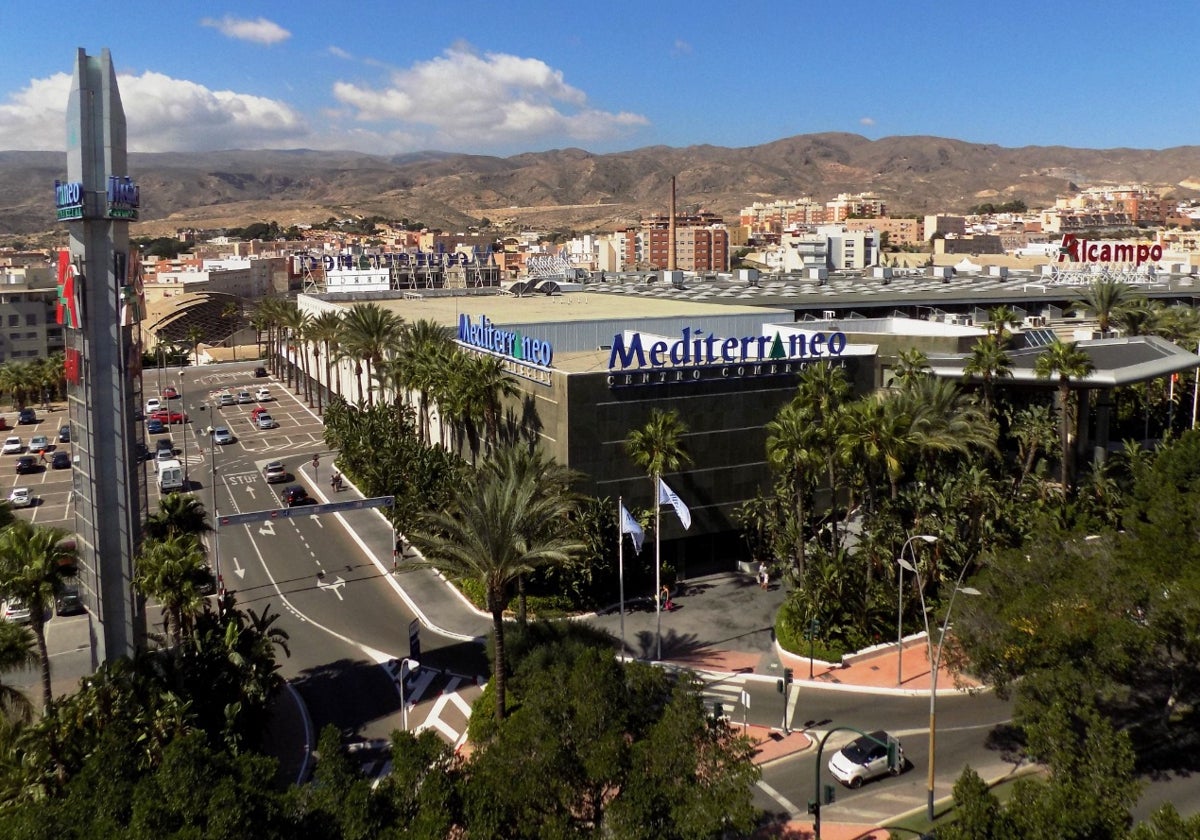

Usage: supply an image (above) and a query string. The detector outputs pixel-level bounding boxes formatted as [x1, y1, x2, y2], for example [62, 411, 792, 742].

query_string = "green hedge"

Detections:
[775, 596, 850, 663]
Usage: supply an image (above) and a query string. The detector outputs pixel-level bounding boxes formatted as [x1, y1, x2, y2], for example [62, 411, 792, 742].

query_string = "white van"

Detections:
[156, 459, 184, 491]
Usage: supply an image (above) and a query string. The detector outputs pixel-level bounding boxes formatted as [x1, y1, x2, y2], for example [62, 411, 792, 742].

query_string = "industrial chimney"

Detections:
[668, 176, 677, 271]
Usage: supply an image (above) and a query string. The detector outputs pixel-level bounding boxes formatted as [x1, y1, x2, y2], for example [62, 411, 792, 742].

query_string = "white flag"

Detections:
[658, 478, 692, 530]
[620, 503, 645, 554]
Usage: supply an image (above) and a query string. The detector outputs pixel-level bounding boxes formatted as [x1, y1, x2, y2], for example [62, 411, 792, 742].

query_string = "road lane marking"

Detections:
[756, 780, 803, 819]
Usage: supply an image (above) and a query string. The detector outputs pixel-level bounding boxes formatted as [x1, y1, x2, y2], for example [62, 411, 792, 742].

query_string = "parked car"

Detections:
[263, 461, 289, 484]
[237, 390, 253, 404]
[7, 487, 32, 508]
[212, 426, 234, 445]
[17, 408, 36, 425]
[146, 417, 166, 434]
[2, 598, 31, 624]
[254, 366, 268, 378]
[151, 409, 188, 424]
[145, 397, 161, 415]
[255, 412, 276, 430]
[29, 435, 50, 453]
[218, 393, 236, 407]
[2, 436, 22, 455]
[55, 585, 85, 617]
[281, 485, 310, 507]
[828, 730, 904, 789]
[162, 386, 179, 399]
[255, 387, 272, 401]
[15, 455, 38, 474]
[51, 451, 71, 469]
[58, 425, 70, 443]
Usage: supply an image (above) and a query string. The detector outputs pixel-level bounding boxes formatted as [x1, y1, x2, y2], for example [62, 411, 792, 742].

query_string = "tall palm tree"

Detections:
[891, 348, 930, 389]
[0, 620, 36, 723]
[184, 325, 205, 368]
[962, 333, 1014, 417]
[338, 303, 403, 407]
[281, 306, 312, 402]
[134, 534, 209, 647]
[220, 301, 241, 361]
[396, 319, 453, 443]
[407, 445, 582, 722]
[1008, 403, 1058, 494]
[793, 362, 851, 546]
[1077, 278, 1142, 337]
[986, 304, 1021, 337]
[1034, 339, 1095, 492]
[143, 492, 211, 542]
[307, 310, 345, 413]
[469, 354, 520, 455]
[0, 521, 76, 710]
[765, 402, 821, 578]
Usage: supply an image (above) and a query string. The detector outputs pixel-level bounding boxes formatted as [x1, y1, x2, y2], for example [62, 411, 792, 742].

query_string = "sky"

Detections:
[1, 1, 1197, 157]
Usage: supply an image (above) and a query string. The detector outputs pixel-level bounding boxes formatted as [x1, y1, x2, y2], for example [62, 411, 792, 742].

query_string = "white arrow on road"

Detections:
[317, 575, 346, 600]
[232, 556, 245, 579]
[258, 521, 275, 536]
[245, 486, 256, 499]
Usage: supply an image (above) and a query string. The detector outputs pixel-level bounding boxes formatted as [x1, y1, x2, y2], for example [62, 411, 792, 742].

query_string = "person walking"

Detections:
[758, 561, 769, 590]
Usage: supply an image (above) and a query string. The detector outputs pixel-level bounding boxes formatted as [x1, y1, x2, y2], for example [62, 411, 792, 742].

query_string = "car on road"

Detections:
[146, 417, 166, 434]
[255, 412, 276, 430]
[51, 451, 71, 469]
[828, 730, 904, 789]
[17, 408, 36, 425]
[155, 437, 174, 455]
[263, 461, 289, 484]
[255, 387, 272, 401]
[212, 426, 234, 445]
[281, 485, 310, 507]
[218, 392, 236, 407]
[254, 366, 268, 378]
[15, 455, 39, 475]
[2, 436, 22, 455]
[58, 425, 70, 443]
[55, 585, 85, 617]
[2, 598, 31, 624]
[151, 409, 188, 424]
[29, 435, 50, 453]
[162, 386, 179, 399]
[237, 390, 253, 404]
[8, 487, 32, 508]
[145, 398, 161, 415]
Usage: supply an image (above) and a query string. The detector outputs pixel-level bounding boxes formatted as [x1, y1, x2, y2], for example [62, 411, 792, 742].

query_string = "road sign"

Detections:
[409, 618, 421, 661]
[740, 689, 750, 709]
[216, 495, 395, 527]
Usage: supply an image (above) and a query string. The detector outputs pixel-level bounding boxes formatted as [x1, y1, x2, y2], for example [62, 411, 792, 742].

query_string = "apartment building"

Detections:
[616, 213, 730, 272]
[844, 216, 924, 248]
[825, 193, 887, 222]
[924, 214, 967, 240]
[0, 265, 64, 364]
[739, 198, 824, 234]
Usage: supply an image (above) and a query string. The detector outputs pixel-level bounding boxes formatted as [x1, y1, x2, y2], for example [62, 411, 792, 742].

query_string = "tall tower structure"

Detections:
[56, 48, 148, 661]
[668, 176, 677, 271]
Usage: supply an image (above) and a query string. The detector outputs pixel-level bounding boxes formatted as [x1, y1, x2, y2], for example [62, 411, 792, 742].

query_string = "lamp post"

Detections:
[897, 534, 938, 685]
[177, 370, 189, 487]
[204, 404, 224, 615]
[896, 554, 980, 821]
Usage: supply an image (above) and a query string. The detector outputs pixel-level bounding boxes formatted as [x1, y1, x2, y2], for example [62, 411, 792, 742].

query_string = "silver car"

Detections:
[828, 730, 904, 788]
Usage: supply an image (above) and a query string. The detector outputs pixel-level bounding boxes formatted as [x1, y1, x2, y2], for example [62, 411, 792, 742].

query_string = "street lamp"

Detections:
[896, 554, 980, 821]
[202, 403, 224, 615]
[896, 534, 938, 685]
[177, 370, 189, 486]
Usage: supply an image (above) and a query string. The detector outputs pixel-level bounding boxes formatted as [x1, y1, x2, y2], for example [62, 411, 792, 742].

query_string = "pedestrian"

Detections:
[39, 450, 47, 465]
[660, 584, 673, 611]
[758, 561, 769, 590]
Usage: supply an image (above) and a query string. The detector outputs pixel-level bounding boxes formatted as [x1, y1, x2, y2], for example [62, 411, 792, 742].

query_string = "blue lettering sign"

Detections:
[608, 329, 848, 371]
[458, 314, 553, 367]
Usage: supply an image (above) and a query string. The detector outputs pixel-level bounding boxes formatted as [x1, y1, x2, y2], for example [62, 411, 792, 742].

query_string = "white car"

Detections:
[218, 393, 236, 407]
[29, 435, 50, 453]
[2, 598, 31, 624]
[255, 413, 276, 430]
[7, 487, 31, 508]
[2, 437, 22, 455]
[145, 397, 162, 415]
[255, 387, 272, 401]
[828, 730, 904, 788]
[237, 390, 253, 404]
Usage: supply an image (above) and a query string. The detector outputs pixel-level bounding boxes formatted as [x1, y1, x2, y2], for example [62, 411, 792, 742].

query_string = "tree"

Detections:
[142, 492, 211, 542]
[338, 302, 403, 407]
[937, 766, 1017, 840]
[891, 348, 930, 388]
[793, 362, 852, 546]
[986, 304, 1022, 337]
[1034, 339, 1095, 493]
[1077, 278, 1143, 336]
[0, 521, 76, 710]
[407, 445, 583, 722]
[765, 402, 821, 579]
[134, 534, 209, 647]
[0, 620, 36, 723]
[963, 333, 1014, 417]
[307, 310, 345, 413]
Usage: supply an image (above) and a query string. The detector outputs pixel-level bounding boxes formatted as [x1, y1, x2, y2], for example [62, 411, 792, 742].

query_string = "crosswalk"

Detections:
[382, 659, 481, 750]
[666, 665, 753, 720]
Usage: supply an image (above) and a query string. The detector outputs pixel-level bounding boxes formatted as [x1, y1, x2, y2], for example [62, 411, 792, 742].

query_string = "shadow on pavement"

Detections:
[292, 657, 398, 738]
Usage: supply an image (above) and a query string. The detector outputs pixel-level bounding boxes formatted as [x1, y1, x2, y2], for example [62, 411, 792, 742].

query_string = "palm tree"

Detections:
[396, 319, 453, 443]
[0, 620, 36, 723]
[134, 534, 209, 647]
[281, 306, 312, 402]
[986, 305, 1021, 337]
[891, 348, 930, 389]
[308, 311, 344, 413]
[1008, 403, 1058, 494]
[962, 333, 1014, 416]
[1111, 298, 1160, 338]
[338, 303, 403, 407]
[765, 402, 821, 579]
[184, 326, 205, 368]
[407, 445, 583, 722]
[793, 363, 851, 546]
[143, 492, 211, 542]
[469, 354, 520, 455]
[0, 521, 76, 710]
[1077, 279, 1142, 337]
[220, 301, 241, 360]
[1034, 339, 1095, 492]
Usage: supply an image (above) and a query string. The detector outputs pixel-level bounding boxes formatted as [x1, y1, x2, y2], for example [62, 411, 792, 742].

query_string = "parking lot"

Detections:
[0, 407, 75, 527]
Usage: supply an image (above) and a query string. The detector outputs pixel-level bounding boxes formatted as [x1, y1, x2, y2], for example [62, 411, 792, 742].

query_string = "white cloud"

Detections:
[200, 15, 291, 45]
[327, 46, 353, 60]
[0, 71, 310, 152]
[332, 44, 648, 150]
[860, 117, 876, 126]
[672, 39, 693, 56]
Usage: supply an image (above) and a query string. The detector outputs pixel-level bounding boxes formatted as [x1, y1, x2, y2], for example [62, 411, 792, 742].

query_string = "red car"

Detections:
[151, 409, 188, 425]
[162, 386, 179, 399]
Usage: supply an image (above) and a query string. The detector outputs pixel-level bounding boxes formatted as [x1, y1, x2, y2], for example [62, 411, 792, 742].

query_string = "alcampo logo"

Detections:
[1058, 234, 1162, 265]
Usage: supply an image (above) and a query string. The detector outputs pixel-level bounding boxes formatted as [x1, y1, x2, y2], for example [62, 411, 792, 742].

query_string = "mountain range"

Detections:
[5, 133, 1200, 242]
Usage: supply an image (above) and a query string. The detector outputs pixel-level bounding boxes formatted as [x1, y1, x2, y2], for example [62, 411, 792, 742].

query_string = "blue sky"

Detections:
[0, 1, 1195, 156]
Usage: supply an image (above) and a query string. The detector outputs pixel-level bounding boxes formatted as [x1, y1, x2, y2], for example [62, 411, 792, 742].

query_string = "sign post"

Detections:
[311, 453, 319, 482]
[408, 618, 421, 662]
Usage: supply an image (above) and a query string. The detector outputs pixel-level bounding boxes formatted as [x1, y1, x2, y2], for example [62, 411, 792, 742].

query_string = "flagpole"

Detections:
[655, 475, 662, 661]
[618, 496, 626, 658]
[1192, 341, 1199, 430]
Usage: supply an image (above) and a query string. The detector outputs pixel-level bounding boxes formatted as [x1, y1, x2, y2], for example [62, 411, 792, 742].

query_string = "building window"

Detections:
[25, 314, 37, 326]
[7, 315, 17, 327]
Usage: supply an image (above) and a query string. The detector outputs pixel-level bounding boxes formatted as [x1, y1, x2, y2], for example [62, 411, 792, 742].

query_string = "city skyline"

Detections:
[1, 1, 1198, 157]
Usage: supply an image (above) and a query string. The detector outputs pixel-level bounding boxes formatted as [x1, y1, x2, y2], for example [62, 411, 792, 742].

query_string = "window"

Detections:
[24, 314, 36, 326]
[7, 315, 17, 327]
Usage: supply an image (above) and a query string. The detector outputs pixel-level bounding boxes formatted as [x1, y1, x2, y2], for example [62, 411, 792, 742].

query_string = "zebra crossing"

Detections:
[383, 659, 481, 751]
[666, 666, 754, 721]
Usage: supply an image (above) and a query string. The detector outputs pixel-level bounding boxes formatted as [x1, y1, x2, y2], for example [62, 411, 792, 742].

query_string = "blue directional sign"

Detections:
[216, 495, 394, 528]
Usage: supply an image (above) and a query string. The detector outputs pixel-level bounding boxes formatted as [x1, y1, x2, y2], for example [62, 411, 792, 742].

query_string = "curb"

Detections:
[284, 681, 315, 785]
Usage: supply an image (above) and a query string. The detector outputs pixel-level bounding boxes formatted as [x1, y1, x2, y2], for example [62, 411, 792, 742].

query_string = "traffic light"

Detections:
[712, 701, 724, 720]
[807, 799, 819, 815]
[823, 784, 836, 805]
[784, 668, 793, 684]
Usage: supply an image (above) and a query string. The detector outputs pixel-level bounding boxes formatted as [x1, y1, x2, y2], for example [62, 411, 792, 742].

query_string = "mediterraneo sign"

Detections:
[607, 327, 848, 387]
[458, 314, 553, 367]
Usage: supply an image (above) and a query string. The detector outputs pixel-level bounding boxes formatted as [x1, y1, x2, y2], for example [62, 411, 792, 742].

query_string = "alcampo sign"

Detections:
[458, 314, 553, 367]
[608, 327, 847, 372]
[1058, 234, 1162, 265]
